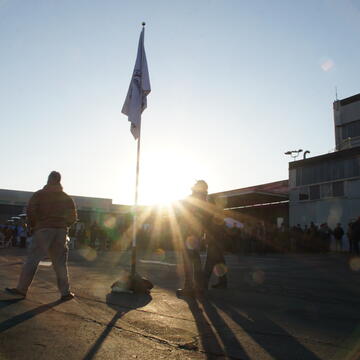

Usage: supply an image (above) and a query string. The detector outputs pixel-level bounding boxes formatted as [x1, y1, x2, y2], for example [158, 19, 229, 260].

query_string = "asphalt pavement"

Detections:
[1, 248, 360, 360]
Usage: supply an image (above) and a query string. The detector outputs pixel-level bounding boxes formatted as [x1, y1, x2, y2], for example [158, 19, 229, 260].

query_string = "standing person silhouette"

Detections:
[6, 171, 77, 301]
[204, 197, 228, 289]
[177, 180, 210, 297]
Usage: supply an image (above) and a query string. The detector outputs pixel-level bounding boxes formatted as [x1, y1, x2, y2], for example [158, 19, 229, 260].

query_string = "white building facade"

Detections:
[289, 93, 360, 228]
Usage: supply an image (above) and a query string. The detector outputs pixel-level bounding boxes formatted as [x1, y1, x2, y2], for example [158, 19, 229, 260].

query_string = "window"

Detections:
[296, 157, 360, 186]
[299, 187, 309, 201]
[332, 181, 344, 197]
[321, 183, 332, 198]
[296, 181, 344, 200]
[309, 185, 320, 200]
[342, 120, 360, 139]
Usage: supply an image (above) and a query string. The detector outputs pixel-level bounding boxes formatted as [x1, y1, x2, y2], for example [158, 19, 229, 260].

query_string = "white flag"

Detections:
[122, 28, 151, 139]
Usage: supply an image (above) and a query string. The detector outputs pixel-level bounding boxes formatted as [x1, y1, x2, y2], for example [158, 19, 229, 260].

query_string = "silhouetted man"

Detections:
[6, 171, 77, 300]
[204, 198, 228, 289]
[177, 180, 210, 297]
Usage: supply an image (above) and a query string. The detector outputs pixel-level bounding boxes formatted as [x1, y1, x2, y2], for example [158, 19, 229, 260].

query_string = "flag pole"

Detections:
[131, 22, 146, 278]
[131, 122, 141, 278]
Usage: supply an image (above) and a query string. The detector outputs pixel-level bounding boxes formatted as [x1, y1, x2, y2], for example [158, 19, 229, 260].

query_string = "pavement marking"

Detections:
[139, 260, 176, 266]
[39, 261, 52, 266]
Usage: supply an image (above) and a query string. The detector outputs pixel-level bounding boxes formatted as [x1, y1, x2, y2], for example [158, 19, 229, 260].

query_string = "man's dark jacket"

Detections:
[27, 184, 77, 231]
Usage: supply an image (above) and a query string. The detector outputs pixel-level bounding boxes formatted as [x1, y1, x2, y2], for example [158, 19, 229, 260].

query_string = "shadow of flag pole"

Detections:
[118, 22, 151, 293]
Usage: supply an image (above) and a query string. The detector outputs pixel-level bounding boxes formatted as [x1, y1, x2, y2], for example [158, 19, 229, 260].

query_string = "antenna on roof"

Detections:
[335, 86, 338, 101]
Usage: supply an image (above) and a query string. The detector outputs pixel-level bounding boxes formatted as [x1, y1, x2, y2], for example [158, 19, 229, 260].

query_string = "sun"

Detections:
[138, 151, 195, 206]
[137, 141, 213, 206]
[139, 176, 185, 206]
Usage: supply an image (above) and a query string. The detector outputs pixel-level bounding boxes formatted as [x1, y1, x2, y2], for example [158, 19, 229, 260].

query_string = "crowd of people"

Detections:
[0, 218, 122, 251]
[221, 219, 360, 255]
[0, 220, 28, 248]
[288, 220, 360, 254]
[2, 210, 360, 257]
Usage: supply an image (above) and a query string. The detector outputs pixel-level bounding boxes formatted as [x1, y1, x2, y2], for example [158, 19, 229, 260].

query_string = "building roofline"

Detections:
[210, 180, 288, 197]
[217, 190, 288, 199]
[289, 146, 360, 169]
[339, 93, 360, 107]
[0, 188, 34, 195]
[225, 199, 289, 210]
[0, 188, 112, 202]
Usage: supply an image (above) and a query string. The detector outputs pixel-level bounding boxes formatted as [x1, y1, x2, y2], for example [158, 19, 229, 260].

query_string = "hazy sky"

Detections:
[1, 0, 360, 205]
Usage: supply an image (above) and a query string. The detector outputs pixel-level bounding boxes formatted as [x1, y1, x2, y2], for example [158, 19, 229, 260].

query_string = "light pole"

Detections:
[303, 150, 311, 159]
[284, 149, 303, 161]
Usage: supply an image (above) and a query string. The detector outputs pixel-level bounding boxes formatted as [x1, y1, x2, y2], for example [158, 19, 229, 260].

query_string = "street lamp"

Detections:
[284, 149, 303, 160]
[303, 150, 310, 159]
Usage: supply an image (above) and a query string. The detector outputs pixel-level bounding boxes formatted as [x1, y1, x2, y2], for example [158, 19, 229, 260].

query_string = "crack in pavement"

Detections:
[2, 293, 350, 355]
[11, 297, 246, 359]
[76, 293, 196, 323]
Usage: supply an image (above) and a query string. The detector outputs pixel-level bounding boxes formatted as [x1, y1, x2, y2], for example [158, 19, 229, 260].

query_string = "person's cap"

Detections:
[192, 180, 208, 193]
[47, 171, 61, 184]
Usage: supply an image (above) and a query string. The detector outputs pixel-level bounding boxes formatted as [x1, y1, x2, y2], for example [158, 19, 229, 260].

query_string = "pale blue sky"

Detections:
[1, 0, 360, 204]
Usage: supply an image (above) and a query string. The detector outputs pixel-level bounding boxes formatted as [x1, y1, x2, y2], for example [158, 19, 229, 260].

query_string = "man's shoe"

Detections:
[5, 288, 26, 298]
[211, 282, 227, 289]
[60, 292, 75, 301]
[176, 288, 194, 297]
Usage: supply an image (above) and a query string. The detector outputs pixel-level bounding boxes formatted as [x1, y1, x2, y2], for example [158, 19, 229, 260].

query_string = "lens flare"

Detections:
[213, 215, 224, 226]
[186, 235, 199, 250]
[104, 216, 116, 229]
[321, 59, 334, 72]
[78, 246, 97, 261]
[252, 270, 265, 284]
[154, 248, 166, 261]
[213, 263, 228, 277]
[349, 257, 360, 271]
[215, 196, 227, 209]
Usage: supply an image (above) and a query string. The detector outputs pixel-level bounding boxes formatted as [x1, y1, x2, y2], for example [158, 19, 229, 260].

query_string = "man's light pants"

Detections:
[17, 228, 70, 296]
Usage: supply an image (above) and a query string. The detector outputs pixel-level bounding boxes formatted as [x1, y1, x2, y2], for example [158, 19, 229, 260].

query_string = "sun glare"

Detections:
[147, 185, 178, 206]
[139, 183, 181, 206]
[139, 151, 196, 206]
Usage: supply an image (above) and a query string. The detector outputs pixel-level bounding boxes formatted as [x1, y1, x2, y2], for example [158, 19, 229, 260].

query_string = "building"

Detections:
[334, 93, 360, 150]
[0, 188, 131, 225]
[211, 180, 289, 227]
[289, 93, 360, 228]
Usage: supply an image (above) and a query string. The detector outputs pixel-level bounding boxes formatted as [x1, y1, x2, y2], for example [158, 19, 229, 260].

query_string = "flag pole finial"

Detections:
[142, 22, 146, 27]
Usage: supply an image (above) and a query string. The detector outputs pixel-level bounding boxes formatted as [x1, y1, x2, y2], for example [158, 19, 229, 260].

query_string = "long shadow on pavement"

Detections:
[0, 298, 23, 310]
[185, 297, 250, 360]
[83, 292, 152, 360]
[185, 298, 225, 359]
[214, 299, 322, 360]
[0, 299, 62, 333]
[184, 293, 322, 360]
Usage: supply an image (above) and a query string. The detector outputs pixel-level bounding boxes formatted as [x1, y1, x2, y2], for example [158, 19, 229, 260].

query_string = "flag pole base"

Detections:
[111, 272, 153, 295]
